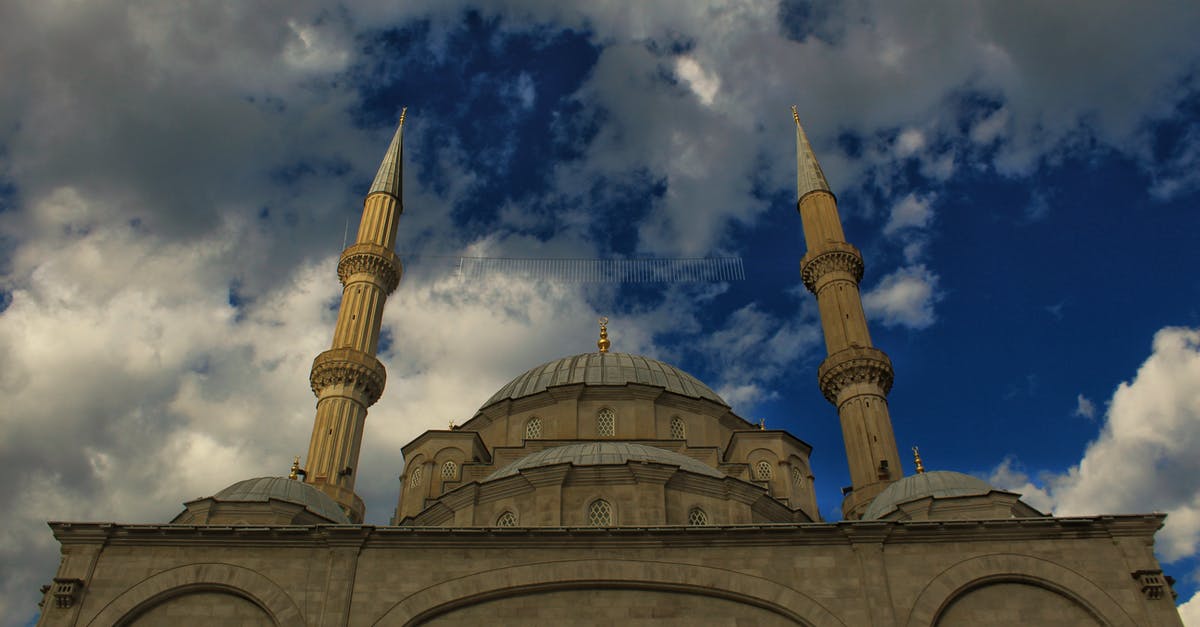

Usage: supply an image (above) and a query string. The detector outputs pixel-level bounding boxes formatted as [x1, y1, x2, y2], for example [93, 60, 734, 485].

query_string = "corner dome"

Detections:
[482, 352, 726, 409]
[485, 442, 726, 481]
[861, 471, 996, 520]
[213, 476, 351, 524]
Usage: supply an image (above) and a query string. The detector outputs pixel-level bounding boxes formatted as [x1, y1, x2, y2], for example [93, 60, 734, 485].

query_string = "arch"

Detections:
[904, 553, 1137, 627]
[440, 460, 458, 480]
[587, 498, 613, 526]
[88, 562, 302, 627]
[596, 407, 616, 437]
[524, 416, 542, 439]
[495, 511, 518, 527]
[687, 506, 709, 526]
[670, 416, 686, 440]
[371, 559, 847, 626]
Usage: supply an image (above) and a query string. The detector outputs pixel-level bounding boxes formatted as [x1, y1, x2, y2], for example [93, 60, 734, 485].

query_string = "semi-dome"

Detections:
[861, 471, 996, 520]
[482, 352, 726, 409]
[485, 442, 726, 481]
[213, 476, 351, 523]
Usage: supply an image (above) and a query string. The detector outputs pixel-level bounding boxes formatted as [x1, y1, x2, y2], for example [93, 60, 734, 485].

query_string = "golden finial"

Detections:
[448, 420, 456, 430]
[399, 106, 407, 126]
[912, 446, 925, 474]
[289, 456, 301, 480]
[597, 316, 611, 353]
[758, 418, 766, 430]
[791, 104, 800, 126]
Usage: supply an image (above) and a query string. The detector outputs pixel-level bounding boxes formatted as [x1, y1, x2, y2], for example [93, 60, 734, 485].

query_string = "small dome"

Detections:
[482, 352, 726, 409]
[486, 442, 725, 481]
[862, 471, 996, 520]
[213, 477, 350, 523]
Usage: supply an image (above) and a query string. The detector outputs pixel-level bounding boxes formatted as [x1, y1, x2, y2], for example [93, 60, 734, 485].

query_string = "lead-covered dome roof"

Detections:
[485, 442, 725, 481]
[862, 471, 996, 520]
[482, 352, 726, 409]
[213, 476, 350, 523]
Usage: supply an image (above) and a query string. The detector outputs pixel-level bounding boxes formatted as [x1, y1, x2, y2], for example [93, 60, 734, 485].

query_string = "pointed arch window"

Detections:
[791, 466, 805, 488]
[596, 408, 615, 437]
[441, 460, 457, 480]
[755, 461, 773, 481]
[587, 499, 613, 526]
[687, 507, 709, 526]
[496, 511, 518, 527]
[409, 465, 423, 487]
[670, 416, 686, 440]
[525, 417, 542, 439]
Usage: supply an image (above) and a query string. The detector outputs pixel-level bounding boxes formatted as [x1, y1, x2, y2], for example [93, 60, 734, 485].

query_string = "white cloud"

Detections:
[988, 457, 1055, 514]
[862, 264, 942, 329]
[1180, 590, 1200, 627]
[1074, 393, 1097, 420]
[883, 192, 936, 236]
[895, 128, 926, 157]
[674, 56, 720, 106]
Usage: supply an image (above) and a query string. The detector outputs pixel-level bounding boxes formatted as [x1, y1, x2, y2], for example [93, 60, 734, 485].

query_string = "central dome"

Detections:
[486, 442, 726, 481]
[481, 352, 726, 409]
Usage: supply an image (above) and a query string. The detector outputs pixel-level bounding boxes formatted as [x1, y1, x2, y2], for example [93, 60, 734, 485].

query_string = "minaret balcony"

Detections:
[800, 242, 864, 294]
[337, 243, 402, 294]
[817, 346, 894, 406]
[309, 347, 388, 406]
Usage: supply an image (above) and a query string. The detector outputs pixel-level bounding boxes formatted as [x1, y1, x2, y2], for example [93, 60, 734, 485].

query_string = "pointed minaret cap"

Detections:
[368, 107, 406, 199]
[792, 105, 831, 202]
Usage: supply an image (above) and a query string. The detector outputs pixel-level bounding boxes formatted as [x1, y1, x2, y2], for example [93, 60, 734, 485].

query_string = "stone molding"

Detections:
[903, 553, 1137, 627]
[337, 242, 402, 294]
[817, 346, 894, 405]
[84, 562, 304, 627]
[800, 242, 864, 294]
[309, 347, 387, 405]
[373, 558, 846, 626]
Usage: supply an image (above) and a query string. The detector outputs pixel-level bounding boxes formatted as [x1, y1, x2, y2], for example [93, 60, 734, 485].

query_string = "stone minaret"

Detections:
[303, 109, 407, 522]
[791, 106, 902, 519]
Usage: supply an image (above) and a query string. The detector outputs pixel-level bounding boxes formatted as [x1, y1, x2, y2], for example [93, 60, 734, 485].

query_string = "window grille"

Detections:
[588, 499, 613, 526]
[409, 466, 423, 487]
[597, 408, 615, 437]
[755, 461, 773, 481]
[496, 511, 518, 527]
[441, 460, 457, 480]
[670, 416, 686, 440]
[525, 417, 542, 439]
[792, 466, 804, 487]
[687, 507, 709, 526]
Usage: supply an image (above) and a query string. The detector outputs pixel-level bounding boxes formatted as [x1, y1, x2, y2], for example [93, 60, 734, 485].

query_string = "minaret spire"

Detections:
[302, 109, 409, 522]
[791, 107, 902, 520]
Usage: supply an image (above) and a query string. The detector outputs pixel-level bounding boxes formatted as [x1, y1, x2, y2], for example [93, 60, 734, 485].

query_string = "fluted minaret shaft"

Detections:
[792, 107, 901, 520]
[304, 110, 407, 523]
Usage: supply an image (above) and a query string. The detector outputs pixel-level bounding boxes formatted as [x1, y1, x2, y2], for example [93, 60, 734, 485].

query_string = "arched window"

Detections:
[791, 466, 805, 488]
[596, 408, 615, 437]
[755, 460, 773, 481]
[525, 417, 542, 439]
[496, 511, 518, 527]
[670, 416, 686, 440]
[587, 499, 613, 526]
[409, 465, 423, 487]
[687, 507, 709, 526]
[441, 460, 457, 480]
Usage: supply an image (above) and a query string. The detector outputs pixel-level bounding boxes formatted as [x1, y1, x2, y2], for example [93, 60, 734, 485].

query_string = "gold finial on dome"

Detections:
[758, 418, 766, 430]
[597, 316, 611, 353]
[289, 456, 301, 480]
[912, 446, 925, 474]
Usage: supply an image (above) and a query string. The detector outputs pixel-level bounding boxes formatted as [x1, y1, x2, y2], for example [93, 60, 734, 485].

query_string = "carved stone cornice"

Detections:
[309, 348, 387, 406]
[337, 243, 403, 294]
[817, 346, 894, 405]
[800, 242, 864, 294]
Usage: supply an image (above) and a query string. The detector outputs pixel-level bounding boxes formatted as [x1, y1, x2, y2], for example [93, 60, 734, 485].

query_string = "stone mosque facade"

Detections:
[37, 108, 1184, 626]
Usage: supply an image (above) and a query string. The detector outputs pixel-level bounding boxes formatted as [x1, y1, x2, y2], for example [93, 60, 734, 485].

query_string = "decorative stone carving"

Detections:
[309, 348, 387, 406]
[817, 346, 894, 404]
[337, 242, 402, 294]
[800, 242, 864, 294]
[1132, 569, 1171, 600]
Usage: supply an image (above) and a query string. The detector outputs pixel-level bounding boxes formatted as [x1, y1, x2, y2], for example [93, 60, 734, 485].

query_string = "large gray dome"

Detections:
[486, 442, 725, 481]
[862, 471, 996, 520]
[482, 352, 726, 409]
[213, 477, 350, 523]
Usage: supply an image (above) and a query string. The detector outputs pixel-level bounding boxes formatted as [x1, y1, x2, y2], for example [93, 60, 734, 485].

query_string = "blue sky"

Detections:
[1, 2, 1199, 623]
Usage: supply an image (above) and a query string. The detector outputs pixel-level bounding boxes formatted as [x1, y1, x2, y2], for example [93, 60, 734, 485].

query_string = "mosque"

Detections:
[36, 108, 1184, 625]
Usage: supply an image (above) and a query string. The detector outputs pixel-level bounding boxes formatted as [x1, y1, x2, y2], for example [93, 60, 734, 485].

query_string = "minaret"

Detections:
[791, 106, 902, 519]
[303, 108, 407, 522]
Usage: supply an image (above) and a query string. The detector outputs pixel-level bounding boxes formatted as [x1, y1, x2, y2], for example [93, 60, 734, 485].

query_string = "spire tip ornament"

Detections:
[912, 446, 925, 474]
[597, 317, 611, 353]
[289, 456, 301, 480]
